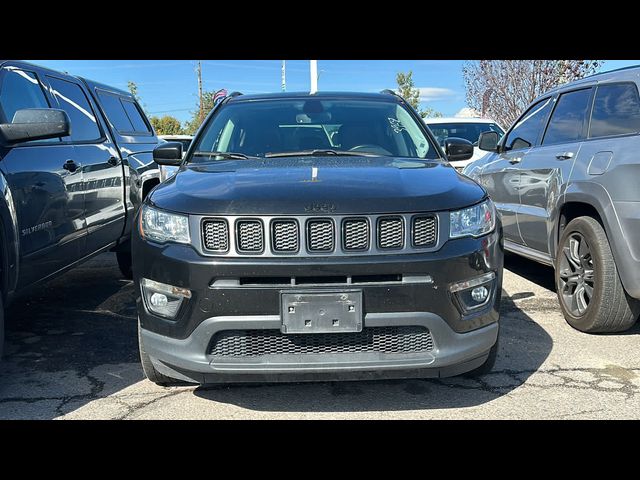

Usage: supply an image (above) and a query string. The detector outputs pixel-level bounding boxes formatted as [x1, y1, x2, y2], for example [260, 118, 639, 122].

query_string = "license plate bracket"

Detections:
[281, 290, 363, 334]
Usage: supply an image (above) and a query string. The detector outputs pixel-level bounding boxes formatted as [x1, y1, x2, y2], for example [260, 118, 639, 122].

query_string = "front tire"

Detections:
[555, 216, 639, 333]
[138, 320, 178, 386]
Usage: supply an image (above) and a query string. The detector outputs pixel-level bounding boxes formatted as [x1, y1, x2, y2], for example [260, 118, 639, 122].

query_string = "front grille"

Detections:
[412, 216, 437, 247]
[202, 219, 229, 251]
[237, 220, 264, 252]
[343, 218, 369, 251]
[378, 217, 404, 249]
[272, 220, 299, 252]
[307, 220, 335, 252]
[209, 326, 433, 357]
[200, 213, 440, 256]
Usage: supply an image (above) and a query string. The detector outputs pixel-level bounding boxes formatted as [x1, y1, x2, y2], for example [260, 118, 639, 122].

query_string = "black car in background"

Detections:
[0, 60, 161, 357]
[134, 91, 503, 385]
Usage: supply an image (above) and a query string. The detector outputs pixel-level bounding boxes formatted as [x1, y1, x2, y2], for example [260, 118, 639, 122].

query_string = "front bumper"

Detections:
[133, 227, 503, 382]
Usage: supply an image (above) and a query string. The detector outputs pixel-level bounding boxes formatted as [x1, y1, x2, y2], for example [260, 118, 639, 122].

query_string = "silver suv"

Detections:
[463, 66, 640, 333]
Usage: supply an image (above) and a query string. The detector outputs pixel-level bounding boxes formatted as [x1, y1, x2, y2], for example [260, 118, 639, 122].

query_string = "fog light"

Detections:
[150, 293, 168, 308]
[450, 272, 495, 313]
[141, 278, 191, 319]
[471, 286, 489, 303]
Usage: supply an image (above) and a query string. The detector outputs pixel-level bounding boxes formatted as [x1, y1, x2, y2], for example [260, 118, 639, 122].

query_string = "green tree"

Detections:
[462, 60, 603, 128]
[127, 81, 140, 102]
[184, 90, 219, 134]
[149, 115, 183, 136]
[395, 71, 442, 118]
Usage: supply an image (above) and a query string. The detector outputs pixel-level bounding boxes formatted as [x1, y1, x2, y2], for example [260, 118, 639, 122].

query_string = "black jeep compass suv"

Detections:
[132, 91, 503, 385]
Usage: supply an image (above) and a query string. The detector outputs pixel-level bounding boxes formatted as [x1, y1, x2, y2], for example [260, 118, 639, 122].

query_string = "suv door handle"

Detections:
[63, 160, 80, 173]
[107, 156, 120, 166]
[556, 152, 574, 160]
[509, 157, 522, 165]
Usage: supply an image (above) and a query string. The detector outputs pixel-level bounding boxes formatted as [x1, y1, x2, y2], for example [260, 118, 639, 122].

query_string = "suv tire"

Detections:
[138, 320, 178, 386]
[555, 216, 639, 333]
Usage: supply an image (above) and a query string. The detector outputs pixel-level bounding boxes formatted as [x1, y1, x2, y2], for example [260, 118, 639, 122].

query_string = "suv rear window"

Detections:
[589, 83, 640, 138]
[97, 90, 150, 134]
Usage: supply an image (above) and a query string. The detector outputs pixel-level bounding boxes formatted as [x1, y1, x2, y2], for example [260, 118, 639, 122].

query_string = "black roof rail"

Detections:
[228, 91, 243, 98]
[380, 89, 399, 96]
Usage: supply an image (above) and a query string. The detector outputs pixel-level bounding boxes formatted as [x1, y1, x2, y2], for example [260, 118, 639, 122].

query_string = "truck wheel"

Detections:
[138, 319, 178, 386]
[116, 250, 133, 280]
[555, 216, 640, 333]
[465, 339, 498, 377]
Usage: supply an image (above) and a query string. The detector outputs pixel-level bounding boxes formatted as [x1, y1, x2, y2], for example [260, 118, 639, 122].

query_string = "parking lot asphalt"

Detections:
[1, 252, 640, 420]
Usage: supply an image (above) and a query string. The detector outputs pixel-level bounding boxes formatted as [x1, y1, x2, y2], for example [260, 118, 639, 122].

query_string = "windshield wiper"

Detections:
[192, 151, 260, 160]
[265, 149, 381, 158]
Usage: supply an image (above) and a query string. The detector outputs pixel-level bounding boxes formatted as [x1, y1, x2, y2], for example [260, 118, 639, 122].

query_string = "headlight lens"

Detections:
[449, 200, 496, 238]
[140, 204, 190, 244]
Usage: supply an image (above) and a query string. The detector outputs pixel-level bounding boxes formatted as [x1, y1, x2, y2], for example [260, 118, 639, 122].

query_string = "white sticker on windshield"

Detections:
[388, 117, 406, 134]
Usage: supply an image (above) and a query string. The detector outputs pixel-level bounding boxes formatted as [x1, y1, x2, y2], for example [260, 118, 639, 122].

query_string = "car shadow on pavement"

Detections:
[0, 253, 143, 420]
[192, 291, 553, 412]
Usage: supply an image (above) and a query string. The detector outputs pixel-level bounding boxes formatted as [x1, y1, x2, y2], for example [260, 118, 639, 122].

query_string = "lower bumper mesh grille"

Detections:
[209, 326, 433, 357]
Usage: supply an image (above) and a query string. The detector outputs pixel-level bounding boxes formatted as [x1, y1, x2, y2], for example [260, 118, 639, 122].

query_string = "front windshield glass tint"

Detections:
[427, 122, 504, 146]
[192, 98, 440, 160]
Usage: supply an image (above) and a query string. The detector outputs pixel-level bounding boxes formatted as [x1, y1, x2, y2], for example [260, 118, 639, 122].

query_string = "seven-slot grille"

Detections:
[343, 218, 369, 251]
[237, 220, 264, 252]
[413, 216, 437, 247]
[378, 217, 404, 249]
[307, 219, 335, 252]
[209, 326, 434, 357]
[201, 215, 440, 255]
[272, 220, 299, 252]
[202, 219, 229, 251]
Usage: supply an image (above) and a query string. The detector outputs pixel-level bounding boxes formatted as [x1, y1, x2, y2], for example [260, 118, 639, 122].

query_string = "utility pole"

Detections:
[281, 60, 286, 92]
[310, 60, 318, 94]
[196, 60, 204, 124]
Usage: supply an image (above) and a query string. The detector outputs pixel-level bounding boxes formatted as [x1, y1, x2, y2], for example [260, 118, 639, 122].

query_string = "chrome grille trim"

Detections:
[202, 218, 229, 252]
[193, 213, 447, 258]
[307, 219, 335, 252]
[342, 218, 370, 251]
[236, 220, 264, 253]
[378, 216, 404, 249]
[272, 220, 299, 252]
[412, 215, 437, 247]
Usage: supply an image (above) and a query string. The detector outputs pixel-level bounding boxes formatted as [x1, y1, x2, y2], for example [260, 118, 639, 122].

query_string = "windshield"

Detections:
[191, 98, 441, 161]
[426, 122, 505, 146]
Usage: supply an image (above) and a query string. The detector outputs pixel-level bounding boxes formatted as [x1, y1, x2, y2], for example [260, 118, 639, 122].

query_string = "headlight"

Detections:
[140, 204, 190, 244]
[449, 200, 496, 238]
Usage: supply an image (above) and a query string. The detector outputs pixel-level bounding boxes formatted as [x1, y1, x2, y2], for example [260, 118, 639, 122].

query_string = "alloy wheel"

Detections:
[558, 232, 595, 317]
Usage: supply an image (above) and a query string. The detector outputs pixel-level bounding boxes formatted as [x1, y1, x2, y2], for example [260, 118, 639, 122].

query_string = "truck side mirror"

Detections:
[0, 109, 70, 144]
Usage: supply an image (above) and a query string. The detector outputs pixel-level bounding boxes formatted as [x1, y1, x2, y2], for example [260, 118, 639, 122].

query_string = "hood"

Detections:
[150, 156, 486, 215]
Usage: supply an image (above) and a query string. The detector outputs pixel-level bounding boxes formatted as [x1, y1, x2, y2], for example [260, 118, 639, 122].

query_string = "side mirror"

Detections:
[444, 137, 474, 162]
[478, 131, 499, 152]
[153, 142, 183, 166]
[0, 109, 70, 144]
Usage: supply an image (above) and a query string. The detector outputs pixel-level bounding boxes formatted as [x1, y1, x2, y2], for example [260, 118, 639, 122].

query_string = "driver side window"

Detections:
[504, 97, 554, 151]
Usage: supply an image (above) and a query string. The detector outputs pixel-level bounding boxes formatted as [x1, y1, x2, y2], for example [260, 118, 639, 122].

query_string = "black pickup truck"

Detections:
[0, 60, 161, 357]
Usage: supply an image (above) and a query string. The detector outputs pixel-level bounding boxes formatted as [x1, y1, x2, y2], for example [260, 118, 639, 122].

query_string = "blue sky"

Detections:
[30, 60, 640, 124]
